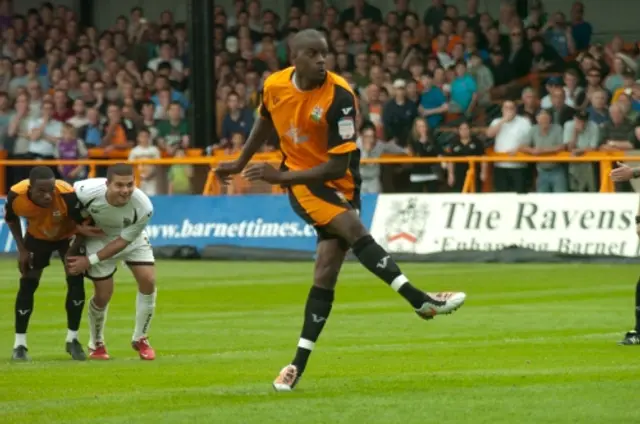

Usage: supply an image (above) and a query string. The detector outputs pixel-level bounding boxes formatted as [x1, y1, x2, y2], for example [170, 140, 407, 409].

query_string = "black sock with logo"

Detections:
[635, 277, 640, 333]
[291, 286, 334, 375]
[15, 278, 39, 334]
[65, 275, 85, 332]
[351, 235, 426, 309]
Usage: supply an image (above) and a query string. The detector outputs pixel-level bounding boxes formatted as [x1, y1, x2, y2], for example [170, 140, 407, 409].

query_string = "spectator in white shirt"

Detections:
[128, 128, 161, 196]
[26, 80, 43, 118]
[486, 100, 532, 193]
[147, 41, 183, 74]
[27, 100, 62, 160]
[67, 98, 89, 129]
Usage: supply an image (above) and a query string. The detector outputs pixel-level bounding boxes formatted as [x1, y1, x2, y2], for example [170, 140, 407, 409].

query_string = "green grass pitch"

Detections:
[1, 260, 640, 423]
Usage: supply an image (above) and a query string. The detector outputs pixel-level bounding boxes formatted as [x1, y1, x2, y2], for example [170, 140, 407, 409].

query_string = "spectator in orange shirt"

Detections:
[101, 104, 136, 151]
[431, 17, 462, 53]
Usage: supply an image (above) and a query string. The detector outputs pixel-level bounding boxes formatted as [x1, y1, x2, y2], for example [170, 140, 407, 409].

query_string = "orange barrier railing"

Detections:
[201, 151, 623, 195]
[0, 150, 628, 196]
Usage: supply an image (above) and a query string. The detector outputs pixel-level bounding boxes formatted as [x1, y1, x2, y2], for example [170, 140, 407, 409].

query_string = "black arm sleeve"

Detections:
[4, 191, 18, 222]
[325, 84, 358, 154]
[61, 192, 85, 224]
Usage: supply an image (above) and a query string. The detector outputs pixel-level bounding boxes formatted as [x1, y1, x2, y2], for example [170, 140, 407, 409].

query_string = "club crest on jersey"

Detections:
[123, 218, 132, 227]
[52, 210, 61, 222]
[310, 106, 323, 122]
[337, 117, 355, 140]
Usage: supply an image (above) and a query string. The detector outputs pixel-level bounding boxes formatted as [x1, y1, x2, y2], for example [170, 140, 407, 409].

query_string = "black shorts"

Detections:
[287, 184, 361, 248]
[24, 234, 72, 270]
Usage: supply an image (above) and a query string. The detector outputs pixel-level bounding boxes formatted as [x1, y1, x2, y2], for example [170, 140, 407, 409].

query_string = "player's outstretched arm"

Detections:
[236, 116, 276, 169]
[67, 207, 153, 275]
[3, 192, 29, 274]
[279, 153, 350, 185]
[216, 99, 276, 183]
[610, 162, 640, 182]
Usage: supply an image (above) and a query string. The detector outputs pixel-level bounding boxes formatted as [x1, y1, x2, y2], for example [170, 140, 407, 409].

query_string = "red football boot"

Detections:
[132, 337, 156, 360]
[88, 342, 110, 360]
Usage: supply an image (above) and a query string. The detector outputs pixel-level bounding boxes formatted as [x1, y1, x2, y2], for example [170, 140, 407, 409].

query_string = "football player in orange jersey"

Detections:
[4, 166, 97, 361]
[216, 29, 467, 391]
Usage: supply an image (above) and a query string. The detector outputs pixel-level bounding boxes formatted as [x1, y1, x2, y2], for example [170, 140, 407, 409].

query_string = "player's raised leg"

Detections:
[12, 268, 42, 361]
[273, 238, 346, 391]
[128, 261, 157, 360]
[620, 276, 640, 345]
[326, 211, 466, 319]
[86, 272, 114, 360]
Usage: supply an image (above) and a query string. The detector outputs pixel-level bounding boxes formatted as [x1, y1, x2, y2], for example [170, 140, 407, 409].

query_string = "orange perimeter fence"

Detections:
[0, 149, 632, 196]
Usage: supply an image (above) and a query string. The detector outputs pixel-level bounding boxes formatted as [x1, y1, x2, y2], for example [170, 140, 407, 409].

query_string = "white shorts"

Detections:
[85, 235, 155, 280]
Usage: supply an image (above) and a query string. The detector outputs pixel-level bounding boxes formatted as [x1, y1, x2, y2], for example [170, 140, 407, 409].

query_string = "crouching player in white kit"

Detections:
[66, 164, 157, 360]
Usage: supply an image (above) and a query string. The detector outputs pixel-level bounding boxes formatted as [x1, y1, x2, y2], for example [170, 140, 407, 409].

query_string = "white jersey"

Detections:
[73, 178, 154, 242]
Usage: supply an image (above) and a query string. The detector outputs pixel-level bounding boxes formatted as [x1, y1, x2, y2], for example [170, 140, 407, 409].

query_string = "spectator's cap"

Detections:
[393, 79, 406, 89]
[225, 36, 239, 53]
[575, 110, 589, 121]
[546, 76, 563, 86]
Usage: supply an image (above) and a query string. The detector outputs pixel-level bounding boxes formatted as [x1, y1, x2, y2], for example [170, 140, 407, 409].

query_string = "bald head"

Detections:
[291, 29, 327, 56]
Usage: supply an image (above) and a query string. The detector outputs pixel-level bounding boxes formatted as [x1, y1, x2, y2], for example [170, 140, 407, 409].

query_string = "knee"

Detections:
[18, 277, 39, 296]
[92, 293, 110, 309]
[342, 222, 369, 247]
[66, 275, 85, 296]
[313, 264, 339, 290]
[92, 281, 113, 308]
[137, 275, 156, 295]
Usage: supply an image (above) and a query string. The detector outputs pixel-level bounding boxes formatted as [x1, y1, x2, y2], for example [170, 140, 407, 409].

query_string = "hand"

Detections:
[75, 224, 106, 237]
[17, 249, 31, 276]
[610, 162, 634, 182]
[215, 160, 245, 185]
[447, 173, 455, 187]
[66, 256, 90, 275]
[242, 163, 283, 184]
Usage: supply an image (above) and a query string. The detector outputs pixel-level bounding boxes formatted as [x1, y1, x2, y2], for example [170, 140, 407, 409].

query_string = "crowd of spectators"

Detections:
[213, 0, 640, 194]
[0, 1, 193, 194]
[2, 0, 640, 196]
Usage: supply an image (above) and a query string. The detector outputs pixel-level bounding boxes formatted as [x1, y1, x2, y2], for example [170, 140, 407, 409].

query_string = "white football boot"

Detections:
[415, 292, 466, 320]
[272, 364, 300, 392]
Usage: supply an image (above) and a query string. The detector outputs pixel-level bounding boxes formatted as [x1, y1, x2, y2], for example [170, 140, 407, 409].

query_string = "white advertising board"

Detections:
[370, 194, 640, 257]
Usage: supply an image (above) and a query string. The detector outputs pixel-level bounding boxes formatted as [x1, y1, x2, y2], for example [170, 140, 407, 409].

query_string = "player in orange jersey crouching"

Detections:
[4, 166, 99, 361]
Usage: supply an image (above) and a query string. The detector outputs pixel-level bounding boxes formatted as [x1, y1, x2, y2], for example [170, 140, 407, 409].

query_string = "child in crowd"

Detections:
[128, 128, 161, 195]
[55, 123, 87, 184]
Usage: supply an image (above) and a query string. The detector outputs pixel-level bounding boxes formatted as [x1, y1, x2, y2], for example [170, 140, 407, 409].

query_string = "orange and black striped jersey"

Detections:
[259, 67, 361, 199]
[4, 179, 82, 241]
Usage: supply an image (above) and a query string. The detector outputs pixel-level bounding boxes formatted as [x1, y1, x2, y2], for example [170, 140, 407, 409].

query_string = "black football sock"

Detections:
[291, 286, 334, 376]
[635, 277, 640, 333]
[65, 274, 86, 333]
[15, 277, 39, 335]
[351, 235, 427, 309]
